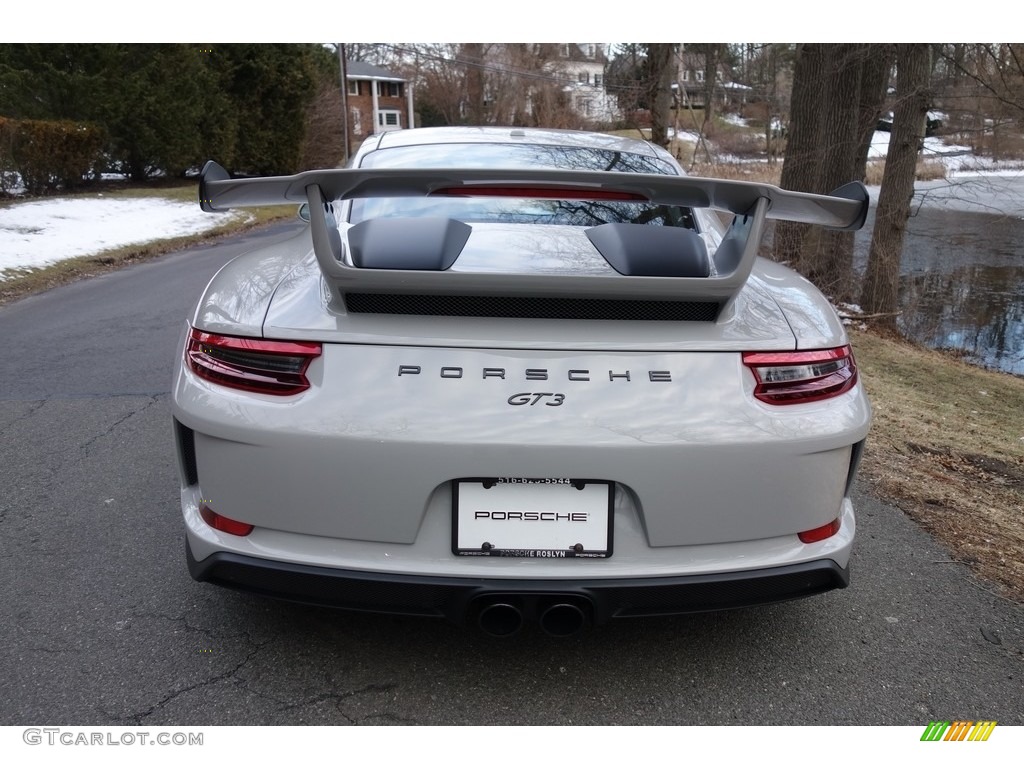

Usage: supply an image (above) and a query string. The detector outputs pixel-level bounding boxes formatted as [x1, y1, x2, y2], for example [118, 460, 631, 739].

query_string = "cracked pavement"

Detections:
[1, 224, 1022, 726]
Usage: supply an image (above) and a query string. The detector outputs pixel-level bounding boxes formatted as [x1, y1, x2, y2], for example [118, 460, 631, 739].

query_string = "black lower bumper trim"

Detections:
[187, 541, 849, 625]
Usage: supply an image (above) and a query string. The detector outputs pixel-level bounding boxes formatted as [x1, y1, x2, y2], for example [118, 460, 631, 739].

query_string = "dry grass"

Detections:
[916, 159, 948, 181]
[606, 128, 649, 141]
[864, 158, 947, 185]
[850, 327, 1024, 600]
[709, 129, 768, 158]
[687, 162, 782, 184]
[0, 185, 296, 306]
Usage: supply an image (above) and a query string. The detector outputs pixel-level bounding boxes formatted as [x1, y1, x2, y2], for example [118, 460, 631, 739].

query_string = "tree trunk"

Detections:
[463, 43, 485, 125]
[765, 44, 779, 166]
[806, 44, 866, 301]
[860, 44, 933, 326]
[774, 44, 826, 264]
[702, 44, 721, 130]
[647, 44, 675, 148]
[854, 44, 893, 181]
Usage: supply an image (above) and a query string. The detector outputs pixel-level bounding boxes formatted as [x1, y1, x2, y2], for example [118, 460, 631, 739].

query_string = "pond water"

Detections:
[852, 173, 1024, 376]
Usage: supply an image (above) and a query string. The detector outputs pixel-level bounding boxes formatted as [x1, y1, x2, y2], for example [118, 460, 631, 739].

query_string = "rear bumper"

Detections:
[173, 343, 871, 550]
[187, 540, 849, 626]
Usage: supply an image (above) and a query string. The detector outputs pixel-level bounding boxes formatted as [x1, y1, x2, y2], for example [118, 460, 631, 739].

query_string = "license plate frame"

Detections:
[452, 478, 613, 559]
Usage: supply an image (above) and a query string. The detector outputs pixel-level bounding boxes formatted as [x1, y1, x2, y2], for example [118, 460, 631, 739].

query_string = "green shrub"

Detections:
[0, 117, 16, 193]
[0, 116, 104, 194]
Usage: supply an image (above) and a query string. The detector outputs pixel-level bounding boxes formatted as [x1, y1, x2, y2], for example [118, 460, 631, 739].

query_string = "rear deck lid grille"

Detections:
[342, 293, 720, 322]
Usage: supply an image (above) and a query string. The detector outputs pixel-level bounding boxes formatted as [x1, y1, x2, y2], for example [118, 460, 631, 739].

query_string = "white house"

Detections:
[555, 43, 619, 124]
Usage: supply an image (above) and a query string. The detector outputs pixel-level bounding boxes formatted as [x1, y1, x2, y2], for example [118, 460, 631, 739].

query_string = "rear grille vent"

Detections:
[174, 419, 199, 486]
[343, 293, 719, 322]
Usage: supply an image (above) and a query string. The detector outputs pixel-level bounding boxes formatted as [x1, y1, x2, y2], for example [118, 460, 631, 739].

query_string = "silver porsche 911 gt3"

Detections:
[173, 126, 871, 636]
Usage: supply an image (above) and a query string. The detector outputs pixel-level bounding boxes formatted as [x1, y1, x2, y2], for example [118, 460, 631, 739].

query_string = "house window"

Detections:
[681, 70, 689, 82]
[377, 110, 401, 130]
[578, 71, 589, 84]
[587, 44, 595, 58]
[348, 80, 360, 96]
[593, 73, 602, 87]
[696, 70, 705, 83]
[562, 44, 571, 58]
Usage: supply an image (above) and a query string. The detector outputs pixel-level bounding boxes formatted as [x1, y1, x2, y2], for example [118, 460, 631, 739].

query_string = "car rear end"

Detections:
[175, 129, 870, 634]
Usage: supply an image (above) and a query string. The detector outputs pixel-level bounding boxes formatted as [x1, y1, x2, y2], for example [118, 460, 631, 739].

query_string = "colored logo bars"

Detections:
[921, 721, 997, 742]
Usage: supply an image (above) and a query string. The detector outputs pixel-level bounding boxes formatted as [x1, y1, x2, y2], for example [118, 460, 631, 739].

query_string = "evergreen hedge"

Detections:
[0, 116, 104, 195]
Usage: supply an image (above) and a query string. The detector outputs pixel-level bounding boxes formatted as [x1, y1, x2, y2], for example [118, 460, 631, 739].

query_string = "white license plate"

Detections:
[453, 479, 612, 558]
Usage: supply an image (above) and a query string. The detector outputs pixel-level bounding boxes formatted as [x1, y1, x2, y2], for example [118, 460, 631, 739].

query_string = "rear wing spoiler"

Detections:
[199, 161, 869, 312]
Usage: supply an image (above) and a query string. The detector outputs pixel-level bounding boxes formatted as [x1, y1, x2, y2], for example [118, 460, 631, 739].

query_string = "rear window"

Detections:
[350, 143, 696, 229]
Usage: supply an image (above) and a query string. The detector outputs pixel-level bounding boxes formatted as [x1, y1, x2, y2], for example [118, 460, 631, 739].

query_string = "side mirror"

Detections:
[298, 203, 311, 222]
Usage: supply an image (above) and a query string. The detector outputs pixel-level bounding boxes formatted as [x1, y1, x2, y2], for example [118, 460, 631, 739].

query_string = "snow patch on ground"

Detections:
[0, 196, 247, 281]
[868, 130, 971, 160]
[868, 131, 1024, 175]
[834, 302, 869, 330]
[642, 127, 704, 144]
[668, 128, 704, 144]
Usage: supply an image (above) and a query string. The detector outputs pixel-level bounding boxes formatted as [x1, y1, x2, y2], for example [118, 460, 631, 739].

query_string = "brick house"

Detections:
[345, 62, 415, 139]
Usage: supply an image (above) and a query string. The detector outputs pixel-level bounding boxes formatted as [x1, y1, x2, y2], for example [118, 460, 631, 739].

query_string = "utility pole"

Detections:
[338, 43, 350, 164]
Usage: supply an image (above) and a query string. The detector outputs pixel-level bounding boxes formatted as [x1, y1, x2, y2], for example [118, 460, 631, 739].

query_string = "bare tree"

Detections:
[860, 44, 932, 325]
[343, 44, 392, 66]
[854, 44, 895, 181]
[774, 44, 827, 265]
[933, 44, 1024, 161]
[761, 44, 788, 167]
[299, 82, 345, 170]
[699, 43, 725, 130]
[463, 43, 485, 125]
[647, 44, 675, 147]
[483, 44, 576, 127]
[774, 44, 892, 303]
[806, 45, 871, 301]
[408, 44, 472, 126]
[938, 44, 1024, 114]
[396, 44, 581, 129]
[724, 44, 795, 166]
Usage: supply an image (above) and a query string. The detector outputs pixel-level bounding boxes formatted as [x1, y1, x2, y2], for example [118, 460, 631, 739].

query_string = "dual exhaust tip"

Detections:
[476, 598, 590, 637]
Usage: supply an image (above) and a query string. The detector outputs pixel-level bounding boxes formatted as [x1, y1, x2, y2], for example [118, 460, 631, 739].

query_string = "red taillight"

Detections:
[798, 517, 842, 544]
[431, 185, 648, 201]
[742, 346, 858, 405]
[186, 329, 321, 395]
[200, 505, 254, 536]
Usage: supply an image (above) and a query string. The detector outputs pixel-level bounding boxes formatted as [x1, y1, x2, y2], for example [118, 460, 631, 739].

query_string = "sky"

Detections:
[1, 3, 1007, 43]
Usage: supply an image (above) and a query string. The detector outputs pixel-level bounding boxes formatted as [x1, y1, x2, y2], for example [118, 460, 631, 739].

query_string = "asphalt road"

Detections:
[1, 223, 1021, 726]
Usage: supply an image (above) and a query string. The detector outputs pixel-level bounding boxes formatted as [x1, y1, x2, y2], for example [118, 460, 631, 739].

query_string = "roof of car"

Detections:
[371, 126, 666, 159]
